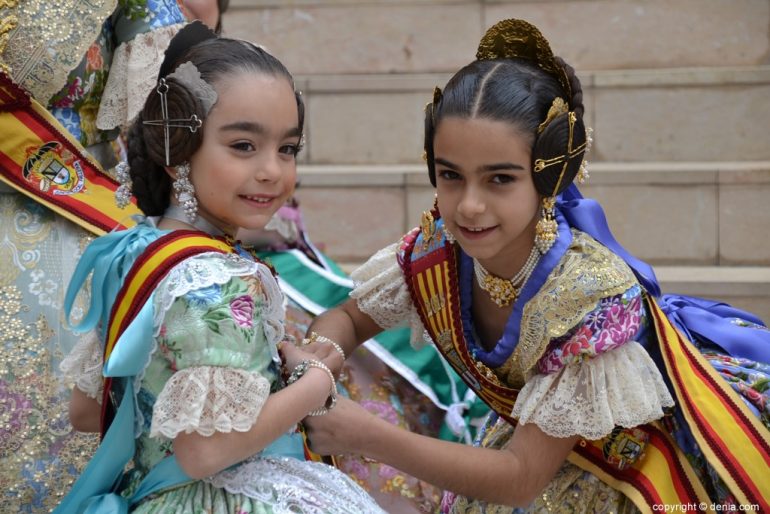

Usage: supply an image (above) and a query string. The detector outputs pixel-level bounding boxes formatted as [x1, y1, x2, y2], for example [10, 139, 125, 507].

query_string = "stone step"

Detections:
[284, 66, 770, 165]
[655, 266, 770, 325]
[293, 161, 770, 266]
[225, 0, 769, 74]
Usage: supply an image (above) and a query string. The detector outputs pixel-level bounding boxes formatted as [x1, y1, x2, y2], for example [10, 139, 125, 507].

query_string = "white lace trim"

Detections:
[204, 455, 386, 514]
[154, 253, 285, 356]
[96, 24, 184, 130]
[59, 330, 103, 404]
[150, 366, 271, 439]
[512, 342, 675, 440]
[144, 252, 283, 436]
[153, 252, 260, 325]
[350, 242, 428, 349]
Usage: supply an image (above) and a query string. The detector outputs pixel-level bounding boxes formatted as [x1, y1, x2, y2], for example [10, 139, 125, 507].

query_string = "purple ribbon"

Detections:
[559, 184, 770, 361]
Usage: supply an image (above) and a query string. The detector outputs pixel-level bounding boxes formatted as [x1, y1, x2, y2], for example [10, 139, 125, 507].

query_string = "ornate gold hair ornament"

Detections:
[430, 86, 443, 124]
[476, 18, 571, 102]
[537, 97, 568, 134]
[534, 111, 588, 195]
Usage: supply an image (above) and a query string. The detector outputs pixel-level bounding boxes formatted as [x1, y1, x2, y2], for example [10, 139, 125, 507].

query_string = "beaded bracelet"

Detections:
[286, 359, 337, 416]
[305, 331, 346, 360]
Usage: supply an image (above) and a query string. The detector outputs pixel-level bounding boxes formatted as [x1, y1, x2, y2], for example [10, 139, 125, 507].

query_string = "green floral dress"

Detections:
[63, 234, 385, 513]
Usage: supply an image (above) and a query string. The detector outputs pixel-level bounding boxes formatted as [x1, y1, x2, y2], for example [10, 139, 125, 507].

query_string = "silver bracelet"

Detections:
[307, 331, 346, 360]
[286, 359, 337, 416]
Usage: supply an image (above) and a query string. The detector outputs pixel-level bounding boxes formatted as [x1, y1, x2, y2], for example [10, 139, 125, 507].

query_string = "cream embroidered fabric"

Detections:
[59, 329, 103, 403]
[1, 0, 117, 103]
[512, 341, 674, 440]
[204, 455, 387, 513]
[96, 23, 184, 130]
[150, 366, 271, 439]
[350, 242, 429, 348]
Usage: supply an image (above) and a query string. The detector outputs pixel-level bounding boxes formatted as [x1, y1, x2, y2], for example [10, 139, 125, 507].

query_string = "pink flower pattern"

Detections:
[537, 288, 643, 374]
[229, 295, 254, 328]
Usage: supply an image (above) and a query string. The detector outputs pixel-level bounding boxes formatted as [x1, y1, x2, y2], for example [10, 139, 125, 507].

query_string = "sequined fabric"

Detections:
[501, 230, 638, 387]
[0, 190, 98, 513]
[0, 0, 117, 104]
[441, 415, 639, 514]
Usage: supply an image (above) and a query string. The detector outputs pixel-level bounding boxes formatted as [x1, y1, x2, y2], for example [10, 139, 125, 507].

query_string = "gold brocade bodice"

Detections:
[494, 229, 639, 388]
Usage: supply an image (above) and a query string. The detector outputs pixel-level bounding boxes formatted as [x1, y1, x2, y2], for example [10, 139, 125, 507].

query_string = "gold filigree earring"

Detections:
[534, 197, 557, 254]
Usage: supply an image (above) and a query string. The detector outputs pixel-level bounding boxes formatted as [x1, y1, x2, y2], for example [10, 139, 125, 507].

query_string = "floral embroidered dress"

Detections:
[61, 219, 385, 514]
[350, 213, 770, 514]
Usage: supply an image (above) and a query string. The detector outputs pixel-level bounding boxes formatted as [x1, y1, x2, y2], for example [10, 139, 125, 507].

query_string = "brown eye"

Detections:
[438, 170, 460, 180]
[491, 174, 515, 184]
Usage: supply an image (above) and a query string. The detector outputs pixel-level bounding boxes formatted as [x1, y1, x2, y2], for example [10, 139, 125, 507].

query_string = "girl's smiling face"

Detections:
[434, 116, 540, 276]
[180, 71, 301, 235]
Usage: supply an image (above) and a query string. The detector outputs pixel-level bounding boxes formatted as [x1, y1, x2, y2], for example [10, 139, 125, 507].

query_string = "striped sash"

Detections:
[399, 229, 769, 513]
[100, 231, 234, 431]
[0, 70, 142, 235]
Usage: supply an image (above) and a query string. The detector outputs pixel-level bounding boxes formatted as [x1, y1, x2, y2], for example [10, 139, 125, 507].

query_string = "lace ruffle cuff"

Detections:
[59, 331, 104, 403]
[512, 342, 674, 440]
[350, 242, 428, 348]
[150, 366, 271, 439]
[96, 23, 185, 130]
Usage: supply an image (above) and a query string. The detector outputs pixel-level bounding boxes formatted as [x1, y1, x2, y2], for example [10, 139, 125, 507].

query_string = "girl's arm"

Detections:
[69, 387, 101, 433]
[306, 298, 385, 366]
[306, 396, 577, 507]
[173, 342, 336, 479]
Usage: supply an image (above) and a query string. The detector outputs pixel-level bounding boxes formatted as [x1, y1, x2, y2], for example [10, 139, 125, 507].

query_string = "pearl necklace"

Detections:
[473, 245, 540, 307]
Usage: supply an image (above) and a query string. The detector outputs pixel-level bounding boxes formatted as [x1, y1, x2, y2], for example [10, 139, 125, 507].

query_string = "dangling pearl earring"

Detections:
[173, 162, 198, 222]
[534, 196, 558, 254]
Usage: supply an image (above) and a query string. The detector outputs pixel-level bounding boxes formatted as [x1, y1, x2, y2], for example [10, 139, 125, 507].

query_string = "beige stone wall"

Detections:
[223, 2, 770, 164]
[222, 1, 770, 317]
[226, 0, 769, 73]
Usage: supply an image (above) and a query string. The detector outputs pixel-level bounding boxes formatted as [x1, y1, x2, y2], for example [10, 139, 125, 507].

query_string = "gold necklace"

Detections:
[473, 245, 540, 307]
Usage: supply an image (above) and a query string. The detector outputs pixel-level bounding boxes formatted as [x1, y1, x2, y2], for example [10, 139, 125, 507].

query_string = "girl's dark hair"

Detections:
[424, 56, 585, 197]
[128, 37, 305, 216]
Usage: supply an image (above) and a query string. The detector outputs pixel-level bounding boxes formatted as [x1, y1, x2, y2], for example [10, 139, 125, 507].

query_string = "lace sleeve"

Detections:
[350, 242, 428, 348]
[512, 342, 674, 440]
[150, 366, 271, 439]
[96, 24, 184, 130]
[59, 330, 103, 403]
[149, 252, 283, 438]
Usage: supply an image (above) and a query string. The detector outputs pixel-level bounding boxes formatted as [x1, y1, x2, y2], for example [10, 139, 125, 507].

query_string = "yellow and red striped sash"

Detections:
[399, 228, 769, 512]
[0, 70, 142, 235]
[649, 298, 770, 511]
[100, 231, 234, 432]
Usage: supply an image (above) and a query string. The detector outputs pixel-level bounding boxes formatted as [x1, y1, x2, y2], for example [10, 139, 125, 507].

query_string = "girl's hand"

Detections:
[303, 396, 373, 456]
[280, 339, 337, 374]
[296, 335, 345, 378]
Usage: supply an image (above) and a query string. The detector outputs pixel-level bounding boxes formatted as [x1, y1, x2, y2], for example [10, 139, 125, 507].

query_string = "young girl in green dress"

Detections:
[58, 22, 384, 513]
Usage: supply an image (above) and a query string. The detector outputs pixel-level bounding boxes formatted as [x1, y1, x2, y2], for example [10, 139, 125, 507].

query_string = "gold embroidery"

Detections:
[0, 0, 116, 103]
[0, 285, 98, 511]
[420, 208, 436, 245]
[425, 293, 446, 318]
[474, 360, 503, 387]
[500, 230, 638, 386]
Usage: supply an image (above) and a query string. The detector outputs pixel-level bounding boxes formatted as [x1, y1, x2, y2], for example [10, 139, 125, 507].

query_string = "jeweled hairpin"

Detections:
[534, 111, 587, 196]
[142, 78, 204, 166]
